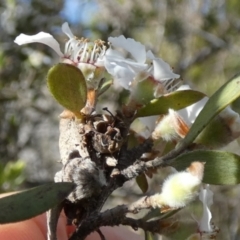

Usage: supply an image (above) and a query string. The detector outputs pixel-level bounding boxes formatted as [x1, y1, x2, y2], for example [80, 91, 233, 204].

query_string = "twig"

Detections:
[120, 141, 187, 180]
[47, 203, 64, 240]
[121, 217, 176, 234]
[79, 139, 154, 219]
[70, 139, 188, 239]
[69, 196, 152, 240]
[70, 199, 178, 240]
[96, 229, 106, 240]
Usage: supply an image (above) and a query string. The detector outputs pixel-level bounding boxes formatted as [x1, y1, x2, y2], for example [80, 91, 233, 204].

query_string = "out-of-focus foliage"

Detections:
[0, 0, 65, 182]
[0, 160, 25, 192]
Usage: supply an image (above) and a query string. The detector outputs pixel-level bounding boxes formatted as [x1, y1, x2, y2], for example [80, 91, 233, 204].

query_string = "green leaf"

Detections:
[131, 78, 156, 105]
[47, 63, 87, 113]
[0, 182, 75, 224]
[136, 90, 205, 118]
[98, 79, 112, 96]
[172, 150, 240, 185]
[136, 173, 148, 193]
[178, 74, 240, 148]
[145, 231, 154, 240]
[195, 115, 232, 148]
[3, 160, 25, 181]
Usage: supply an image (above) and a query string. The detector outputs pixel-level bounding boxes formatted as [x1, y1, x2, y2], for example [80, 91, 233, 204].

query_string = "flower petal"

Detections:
[199, 185, 213, 232]
[104, 60, 135, 89]
[152, 58, 180, 81]
[177, 85, 208, 125]
[105, 48, 148, 69]
[104, 48, 147, 89]
[62, 22, 74, 39]
[139, 116, 158, 131]
[14, 32, 64, 57]
[108, 35, 146, 63]
[186, 97, 208, 123]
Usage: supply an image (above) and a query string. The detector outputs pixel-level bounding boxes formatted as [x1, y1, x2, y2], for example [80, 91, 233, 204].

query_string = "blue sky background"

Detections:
[61, 0, 98, 25]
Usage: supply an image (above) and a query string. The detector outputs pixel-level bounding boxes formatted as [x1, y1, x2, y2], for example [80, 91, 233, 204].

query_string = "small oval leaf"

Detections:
[47, 63, 87, 113]
[132, 78, 156, 105]
[136, 90, 205, 118]
[136, 173, 148, 193]
[178, 74, 240, 149]
[0, 182, 75, 224]
[172, 150, 240, 185]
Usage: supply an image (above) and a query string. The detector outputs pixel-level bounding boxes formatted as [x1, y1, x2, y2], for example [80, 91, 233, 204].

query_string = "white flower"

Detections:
[104, 35, 180, 91]
[199, 184, 214, 232]
[177, 85, 240, 145]
[177, 85, 240, 127]
[14, 22, 106, 89]
[177, 85, 208, 126]
[187, 185, 219, 239]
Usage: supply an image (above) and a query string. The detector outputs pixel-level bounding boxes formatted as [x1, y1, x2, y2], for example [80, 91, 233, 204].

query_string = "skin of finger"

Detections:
[0, 216, 142, 240]
[0, 212, 68, 240]
[0, 217, 45, 240]
[8, 216, 142, 240]
[86, 226, 143, 240]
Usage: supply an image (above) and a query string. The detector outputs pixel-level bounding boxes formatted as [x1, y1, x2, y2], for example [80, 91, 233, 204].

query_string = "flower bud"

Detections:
[152, 109, 189, 142]
[150, 162, 204, 210]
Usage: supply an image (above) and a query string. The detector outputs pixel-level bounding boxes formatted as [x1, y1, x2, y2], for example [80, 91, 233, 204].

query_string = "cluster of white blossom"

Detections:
[14, 22, 226, 238]
[14, 22, 179, 92]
